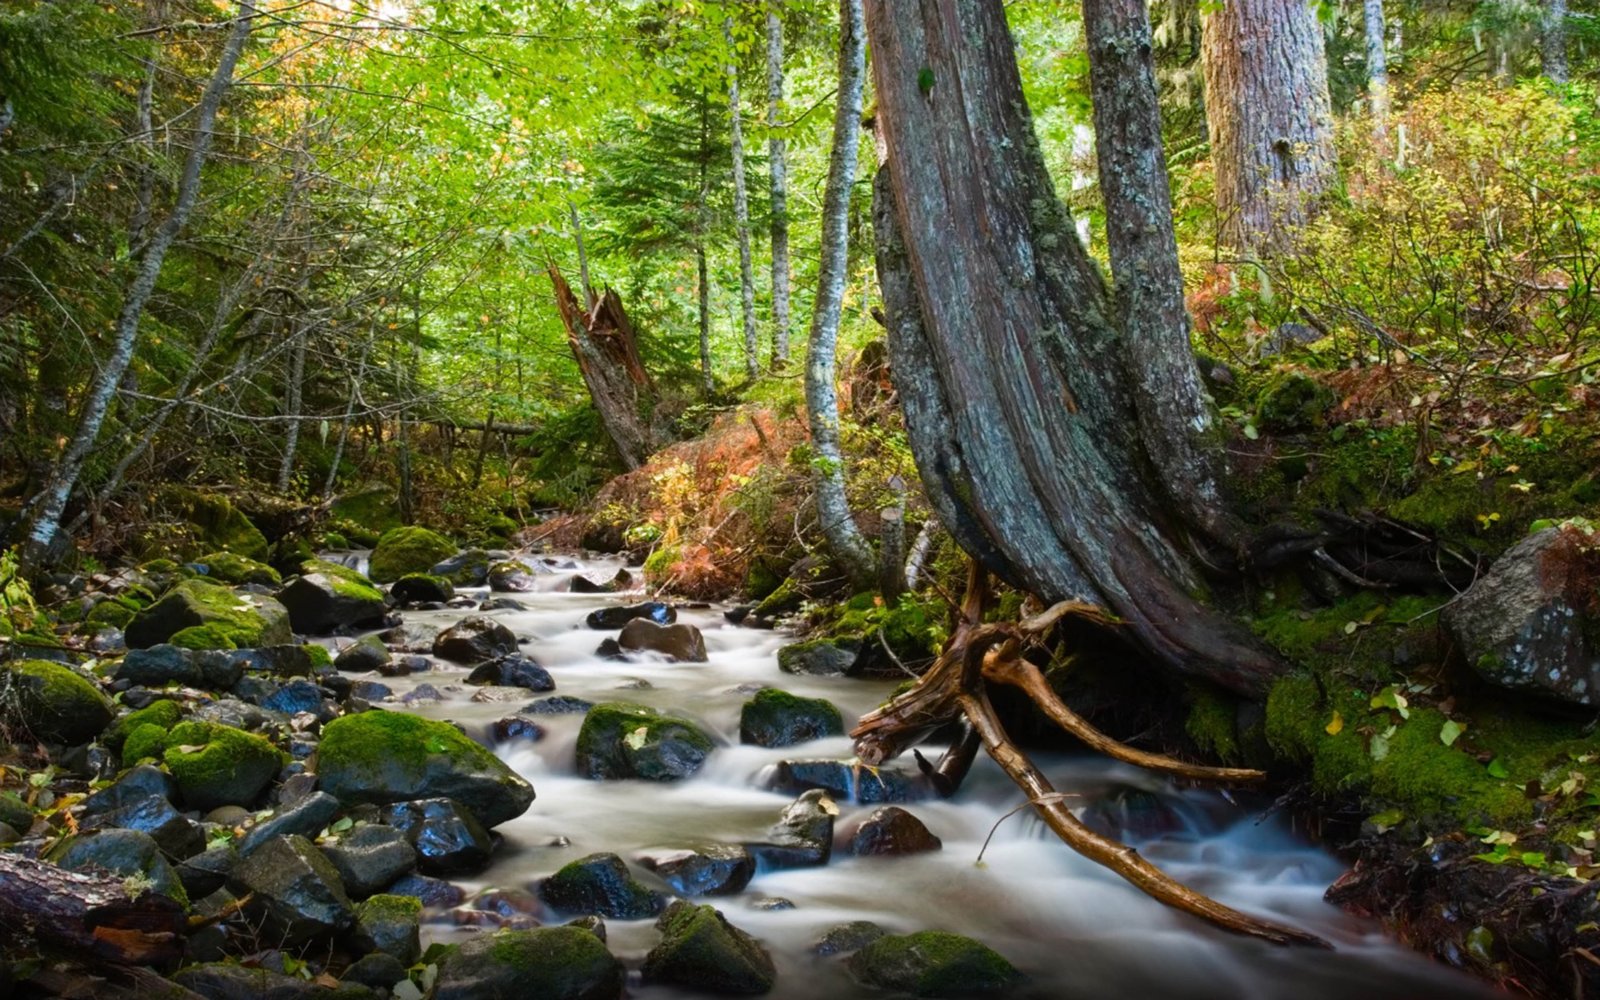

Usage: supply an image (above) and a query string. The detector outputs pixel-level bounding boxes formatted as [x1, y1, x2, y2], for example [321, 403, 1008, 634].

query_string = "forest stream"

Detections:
[333, 551, 1495, 1000]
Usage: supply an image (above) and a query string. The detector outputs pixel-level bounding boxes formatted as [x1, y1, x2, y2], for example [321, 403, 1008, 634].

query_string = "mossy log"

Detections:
[0, 853, 188, 966]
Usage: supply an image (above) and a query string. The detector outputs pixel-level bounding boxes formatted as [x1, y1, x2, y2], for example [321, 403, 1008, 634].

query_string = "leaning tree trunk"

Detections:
[550, 266, 656, 470]
[1543, 0, 1569, 84]
[1364, 0, 1390, 137]
[766, 2, 792, 368]
[19, 0, 254, 560]
[866, 0, 1280, 696]
[725, 18, 760, 381]
[1200, 0, 1335, 253]
[805, 0, 875, 590]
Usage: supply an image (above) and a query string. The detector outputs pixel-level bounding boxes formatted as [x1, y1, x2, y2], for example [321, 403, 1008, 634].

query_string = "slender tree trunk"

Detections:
[323, 327, 372, 498]
[697, 93, 714, 395]
[395, 290, 419, 525]
[1200, 0, 1335, 252]
[806, 0, 875, 590]
[568, 198, 596, 309]
[867, 0, 1281, 696]
[767, 3, 791, 368]
[276, 324, 308, 492]
[130, 0, 163, 252]
[1543, 0, 1569, 84]
[725, 19, 760, 381]
[1364, 0, 1390, 137]
[19, 1, 254, 561]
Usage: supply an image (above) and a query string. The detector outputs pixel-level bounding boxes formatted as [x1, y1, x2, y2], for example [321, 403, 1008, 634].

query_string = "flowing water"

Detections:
[339, 553, 1492, 1000]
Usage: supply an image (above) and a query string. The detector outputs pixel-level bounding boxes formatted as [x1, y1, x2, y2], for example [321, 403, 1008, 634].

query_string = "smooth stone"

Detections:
[617, 618, 707, 662]
[636, 843, 755, 897]
[227, 834, 354, 946]
[538, 852, 666, 920]
[432, 615, 519, 663]
[382, 797, 494, 875]
[642, 900, 776, 995]
[323, 823, 419, 899]
[584, 602, 675, 630]
[842, 806, 943, 856]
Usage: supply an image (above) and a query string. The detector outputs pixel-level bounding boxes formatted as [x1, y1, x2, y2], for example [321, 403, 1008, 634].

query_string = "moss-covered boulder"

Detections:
[313, 711, 535, 828]
[353, 893, 422, 964]
[538, 852, 665, 919]
[104, 698, 184, 751]
[160, 487, 270, 561]
[330, 488, 403, 537]
[642, 901, 776, 995]
[194, 551, 281, 587]
[431, 927, 625, 1000]
[85, 598, 137, 630]
[390, 573, 454, 604]
[0, 660, 114, 744]
[432, 548, 491, 587]
[846, 931, 1021, 997]
[575, 702, 715, 781]
[275, 560, 387, 635]
[121, 722, 171, 766]
[48, 828, 188, 905]
[368, 527, 457, 584]
[163, 720, 285, 810]
[739, 689, 844, 747]
[1254, 371, 1334, 433]
[125, 578, 292, 650]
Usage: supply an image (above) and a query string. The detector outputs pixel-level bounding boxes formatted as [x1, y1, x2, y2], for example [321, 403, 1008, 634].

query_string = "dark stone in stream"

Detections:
[433, 615, 519, 663]
[390, 573, 454, 604]
[236, 791, 341, 857]
[255, 677, 328, 718]
[353, 893, 423, 964]
[617, 618, 707, 662]
[524, 695, 594, 715]
[765, 759, 926, 804]
[378, 622, 438, 653]
[575, 702, 715, 781]
[491, 716, 547, 743]
[814, 920, 888, 957]
[479, 596, 527, 612]
[776, 638, 859, 677]
[432, 549, 492, 587]
[1079, 785, 1187, 843]
[538, 851, 666, 919]
[488, 559, 543, 592]
[335, 634, 390, 672]
[739, 688, 844, 748]
[466, 653, 554, 691]
[401, 683, 444, 705]
[226, 834, 354, 946]
[385, 872, 463, 908]
[842, 806, 943, 856]
[382, 797, 495, 875]
[81, 793, 205, 861]
[470, 886, 544, 921]
[323, 823, 418, 899]
[349, 679, 392, 701]
[643, 901, 776, 996]
[847, 930, 1023, 997]
[172, 962, 330, 1000]
[585, 601, 675, 630]
[636, 843, 755, 897]
[431, 926, 625, 1000]
[276, 572, 386, 636]
[746, 789, 835, 870]
[380, 654, 431, 677]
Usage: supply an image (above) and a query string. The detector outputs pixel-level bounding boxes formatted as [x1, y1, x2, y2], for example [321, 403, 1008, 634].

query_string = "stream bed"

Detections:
[342, 553, 1493, 1000]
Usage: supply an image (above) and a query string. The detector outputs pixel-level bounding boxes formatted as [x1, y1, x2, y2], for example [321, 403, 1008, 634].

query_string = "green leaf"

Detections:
[1487, 757, 1510, 779]
[1439, 719, 1466, 746]
[917, 67, 935, 94]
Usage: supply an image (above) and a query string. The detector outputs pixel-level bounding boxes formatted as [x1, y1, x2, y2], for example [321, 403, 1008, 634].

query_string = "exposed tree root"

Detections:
[849, 563, 1329, 948]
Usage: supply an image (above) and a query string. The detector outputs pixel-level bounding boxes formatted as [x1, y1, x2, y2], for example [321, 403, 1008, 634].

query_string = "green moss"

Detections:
[316, 710, 494, 779]
[319, 531, 351, 550]
[302, 644, 333, 669]
[106, 699, 183, 751]
[2, 660, 115, 744]
[86, 599, 136, 629]
[159, 487, 270, 561]
[1255, 372, 1334, 432]
[822, 592, 946, 661]
[356, 892, 421, 925]
[575, 702, 715, 781]
[1184, 687, 1241, 764]
[195, 551, 281, 587]
[121, 722, 171, 765]
[642, 545, 680, 583]
[169, 624, 238, 651]
[126, 577, 290, 649]
[368, 526, 457, 584]
[163, 720, 286, 810]
[299, 559, 384, 604]
[847, 931, 1021, 997]
[329, 489, 402, 535]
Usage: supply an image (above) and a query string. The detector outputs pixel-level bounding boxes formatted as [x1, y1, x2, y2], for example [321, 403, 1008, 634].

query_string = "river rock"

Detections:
[432, 549, 491, 587]
[617, 619, 707, 662]
[225, 644, 315, 677]
[353, 893, 422, 964]
[275, 564, 387, 635]
[489, 559, 542, 592]
[575, 702, 715, 781]
[80, 763, 175, 816]
[383, 797, 494, 875]
[524, 695, 594, 715]
[643, 901, 776, 995]
[466, 654, 554, 691]
[765, 759, 925, 804]
[569, 569, 630, 594]
[431, 926, 625, 1000]
[843, 806, 943, 856]
[163, 720, 284, 811]
[846, 930, 1022, 997]
[237, 791, 341, 857]
[323, 823, 418, 899]
[490, 716, 547, 744]
[1, 659, 114, 745]
[175, 843, 236, 899]
[739, 689, 844, 747]
[126, 578, 292, 649]
[172, 962, 326, 1000]
[255, 677, 328, 718]
[585, 602, 675, 630]
[335, 634, 390, 672]
[390, 573, 454, 604]
[343, 953, 409, 992]
[636, 843, 754, 897]
[776, 638, 859, 677]
[228, 834, 354, 946]
[194, 551, 282, 587]
[433, 615, 519, 663]
[116, 644, 203, 687]
[1444, 521, 1600, 705]
[480, 596, 527, 611]
[314, 710, 535, 828]
[369, 527, 457, 583]
[746, 789, 835, 870]
[1079, 785, 1186, 843]
[80, 789, 205, 861]
[386, 872, 464, 908]
[538, 852, 665, 919]
[378, 622, 438, 653]
[814, 920, 888, 956]
[49, 828, 187, 903]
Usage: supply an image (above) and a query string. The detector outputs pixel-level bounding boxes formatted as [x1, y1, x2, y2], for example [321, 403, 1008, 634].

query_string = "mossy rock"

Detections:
[847, 931, 1022, 997]
[169, 624, 239, 651]
[368, 527, 457, 584]
[319, 531, 352, 551]
[85, 599, 136, 630]
[575, 702, 715, 782]
[313, 711, 535, 828]
[303, 643, 333, 669]
[540, 852, 665, 920]
[391, 573, 455, 604]
[277, 559, 388, 635]
[0, 790, 32, 833]
[159, 487, 270, 561]
[163, 720, 285, 811]
[121, 722, 171, 766]
[1254, 372, 1333, 433]
[431, 926, 624, 1000]
[0, 660, 114, 745]
[643, 901, 776, 995]
[194, 551, 282, 587]
[105, 699, 184, 752]
[330, 489, 403, 536]
[125, 578, 292, 650]
[354, 893, 422, 964]
[48, 828, 188, 906]
[739, 689, 844, 748]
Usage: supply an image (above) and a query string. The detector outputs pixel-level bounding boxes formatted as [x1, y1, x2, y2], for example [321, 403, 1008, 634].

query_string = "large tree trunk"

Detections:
[19, 0, 254, 560]
[1200, 0, 1334, 253]
[1364, 0, 1390, 137]
[725, 18, 759, 381]
[805, 0, 875, 590]
[866, 0, 1281, 696]
[696, 93, 714, 395]
[1543, 0, 1569, 84]
[766, 2, 791, 368]
[550, 266, 656, 470]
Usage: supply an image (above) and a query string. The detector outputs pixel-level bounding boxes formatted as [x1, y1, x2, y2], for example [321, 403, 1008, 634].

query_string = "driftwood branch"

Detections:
[0, 853, 188, 966]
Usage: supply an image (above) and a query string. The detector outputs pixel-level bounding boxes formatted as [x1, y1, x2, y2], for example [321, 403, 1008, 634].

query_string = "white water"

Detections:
[342, 554, 1492, 1000]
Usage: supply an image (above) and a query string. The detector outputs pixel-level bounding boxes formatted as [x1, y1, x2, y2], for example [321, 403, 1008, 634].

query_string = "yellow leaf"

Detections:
[1325, 710, 1344, 736]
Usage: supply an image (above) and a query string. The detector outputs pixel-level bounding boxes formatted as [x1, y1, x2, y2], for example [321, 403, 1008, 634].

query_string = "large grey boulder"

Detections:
[431, 927, 624, 1000]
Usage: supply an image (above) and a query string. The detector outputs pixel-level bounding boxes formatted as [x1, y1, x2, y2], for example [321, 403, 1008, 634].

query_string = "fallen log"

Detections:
[0, 853, 187, 966]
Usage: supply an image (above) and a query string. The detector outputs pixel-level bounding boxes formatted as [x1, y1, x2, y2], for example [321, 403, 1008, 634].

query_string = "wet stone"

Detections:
[538, 851, 666, 920]
[746, 789, 835, 870]
[636, 843, 755, 897]
[617, 619, 708, 662]
[382, 797, 495, 875]
[466, 653, 554, 691]
[334, 634, 390, 673]
[430, 926, 625, 1000]
[433, 615, 519, 663]
[814, 920, 888, 957]
[491, 716, 547, 743]
[323, 822, 418, 899]
[377, 622, 438, 654]
[842, 806, 943, 857]
[523, 695, 594, 715]
[643, 901, 777, 996]
[765, 759, 926, 804]
[385, 872, 464, 908]
[226, 833, 354, 946]
[585, 602, 675, 630]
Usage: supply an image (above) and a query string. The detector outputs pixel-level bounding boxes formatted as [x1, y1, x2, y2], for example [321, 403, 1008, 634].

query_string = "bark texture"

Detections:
[551, 265, 655, 470]
[725, 19, 759, 380]
[867, 0, 1281, 696]
[766, 3, 792, 367]
[1364, 0, 1390, 134]
[1544, 0, 1570, 84]
[1200, 0, 1335, 252]
[0, 853, 188, 966]
[806, 0, 875, 589]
